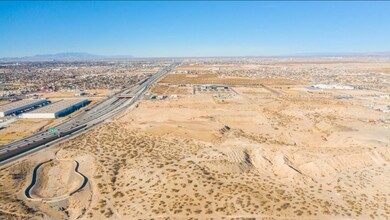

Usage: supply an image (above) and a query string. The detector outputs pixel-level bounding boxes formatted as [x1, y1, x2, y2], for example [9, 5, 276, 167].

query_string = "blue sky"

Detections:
[1, 1, 390, 57]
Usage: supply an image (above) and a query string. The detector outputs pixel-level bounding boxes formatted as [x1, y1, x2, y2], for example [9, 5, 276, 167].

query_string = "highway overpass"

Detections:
[0, 63, 179, 165]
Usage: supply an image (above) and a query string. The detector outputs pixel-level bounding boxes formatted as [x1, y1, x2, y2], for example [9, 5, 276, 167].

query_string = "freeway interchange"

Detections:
[0, 63, 179, 165]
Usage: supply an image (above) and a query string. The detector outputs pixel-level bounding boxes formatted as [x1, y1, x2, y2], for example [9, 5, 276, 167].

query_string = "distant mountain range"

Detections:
[0, 52, 134, 61]
[1, 51, 390, 62]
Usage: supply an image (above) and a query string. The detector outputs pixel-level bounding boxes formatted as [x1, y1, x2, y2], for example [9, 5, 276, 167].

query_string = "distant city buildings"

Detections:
[0, 61, 171, 100]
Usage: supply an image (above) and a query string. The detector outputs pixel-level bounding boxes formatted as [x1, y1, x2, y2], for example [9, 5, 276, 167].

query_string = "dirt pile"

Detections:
[29, 160, 84, 199]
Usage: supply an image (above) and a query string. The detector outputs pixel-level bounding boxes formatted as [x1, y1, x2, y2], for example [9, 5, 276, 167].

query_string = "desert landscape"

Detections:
[0, 58, 389, 219]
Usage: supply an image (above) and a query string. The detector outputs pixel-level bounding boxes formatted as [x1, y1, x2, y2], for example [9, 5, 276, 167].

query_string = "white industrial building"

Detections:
[311, 84, 354, 90]
[0, 99, 49, 117]
[22, 99, 89, 119]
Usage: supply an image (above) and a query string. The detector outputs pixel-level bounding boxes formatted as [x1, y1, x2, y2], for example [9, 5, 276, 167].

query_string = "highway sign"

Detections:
[49, 128, 57, 133]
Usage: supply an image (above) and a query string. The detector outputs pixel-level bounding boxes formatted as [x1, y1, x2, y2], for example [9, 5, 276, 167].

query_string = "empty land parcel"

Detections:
[159, 73, 299, 86]
[0, 58, 389, 219]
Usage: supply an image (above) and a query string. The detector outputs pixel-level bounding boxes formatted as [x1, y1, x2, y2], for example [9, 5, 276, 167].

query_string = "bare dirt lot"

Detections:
[150, 84, 193, 95]
[0, 60, 389, 219]
[159, 73, 300, 86]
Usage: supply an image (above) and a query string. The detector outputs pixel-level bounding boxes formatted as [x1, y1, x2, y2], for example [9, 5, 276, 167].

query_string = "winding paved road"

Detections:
[25, 159, 88, 201]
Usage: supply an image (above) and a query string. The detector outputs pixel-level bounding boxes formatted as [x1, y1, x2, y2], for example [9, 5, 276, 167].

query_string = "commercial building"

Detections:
[22, 99, 90, 119]
[311, 84, 354, 90]
[0, 99, 49, 117]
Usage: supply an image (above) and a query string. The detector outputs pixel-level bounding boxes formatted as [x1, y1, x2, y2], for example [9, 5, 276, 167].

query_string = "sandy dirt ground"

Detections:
[0, 119, 54, 145]
[159, 73, 299, 86]
[0, 61, 389, 219]
[150, 84, 193, 95]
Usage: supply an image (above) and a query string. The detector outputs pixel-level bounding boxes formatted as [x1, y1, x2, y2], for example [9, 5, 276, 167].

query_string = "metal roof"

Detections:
[25, 99, 88, 114]
[0, 99, 47, 113]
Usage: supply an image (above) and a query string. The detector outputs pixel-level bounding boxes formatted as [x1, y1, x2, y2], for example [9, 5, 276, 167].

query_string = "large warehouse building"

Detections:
[22, 99, 90, 119]
[0, 99, 50, 117]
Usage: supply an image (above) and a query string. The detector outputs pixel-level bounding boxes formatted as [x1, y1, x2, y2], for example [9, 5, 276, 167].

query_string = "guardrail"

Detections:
[0, 125, 87, 162]
[0, 62, 180, 164]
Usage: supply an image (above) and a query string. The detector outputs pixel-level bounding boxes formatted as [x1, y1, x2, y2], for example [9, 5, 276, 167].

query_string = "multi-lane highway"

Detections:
[0, 62, 179, 165]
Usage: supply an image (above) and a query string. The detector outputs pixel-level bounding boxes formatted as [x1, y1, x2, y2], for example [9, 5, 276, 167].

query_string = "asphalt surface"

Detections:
[0, 63, 179, 165]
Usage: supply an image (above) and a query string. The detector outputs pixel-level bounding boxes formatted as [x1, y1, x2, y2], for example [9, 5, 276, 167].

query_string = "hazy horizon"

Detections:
[2, 51, 390, 60]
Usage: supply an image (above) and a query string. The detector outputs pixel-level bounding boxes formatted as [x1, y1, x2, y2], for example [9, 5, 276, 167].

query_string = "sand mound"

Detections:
[202, 146, 253, 173]
[200, 137, 257, 173]
[249, 144, 385, 180]
[29, 160, 85, 199]
[250, 147, 274, 172]
[297, 151, 384, 177]
[3, 61, 390, 219]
